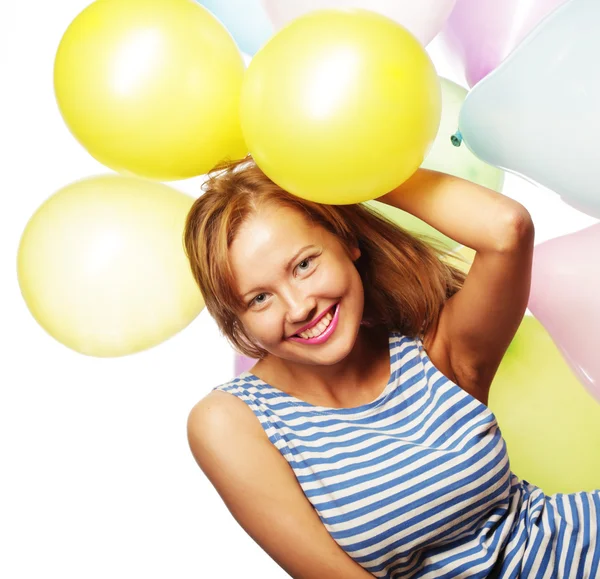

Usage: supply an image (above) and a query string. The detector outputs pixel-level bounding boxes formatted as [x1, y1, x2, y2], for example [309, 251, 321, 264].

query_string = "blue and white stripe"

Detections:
[214, 332, 600, 578]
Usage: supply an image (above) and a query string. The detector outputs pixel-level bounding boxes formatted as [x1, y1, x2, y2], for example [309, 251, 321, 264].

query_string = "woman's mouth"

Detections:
[288, 302, 340, 345]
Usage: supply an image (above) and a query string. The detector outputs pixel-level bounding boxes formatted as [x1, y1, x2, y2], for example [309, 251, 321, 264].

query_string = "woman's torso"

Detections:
[212, 331, 525, 577]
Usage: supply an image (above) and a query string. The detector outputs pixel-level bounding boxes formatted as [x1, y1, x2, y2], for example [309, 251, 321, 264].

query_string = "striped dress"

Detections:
[213, 332, 600, 578]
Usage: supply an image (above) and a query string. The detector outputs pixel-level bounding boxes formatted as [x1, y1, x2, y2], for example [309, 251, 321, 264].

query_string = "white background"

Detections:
[1, 1, 597, 578]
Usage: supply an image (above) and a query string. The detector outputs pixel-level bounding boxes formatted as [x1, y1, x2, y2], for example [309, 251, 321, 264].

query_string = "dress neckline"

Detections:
[238, 332, 400, 412]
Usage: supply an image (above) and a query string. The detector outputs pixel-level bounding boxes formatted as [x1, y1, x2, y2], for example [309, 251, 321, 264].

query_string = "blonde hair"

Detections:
[183, 155, 467, 359]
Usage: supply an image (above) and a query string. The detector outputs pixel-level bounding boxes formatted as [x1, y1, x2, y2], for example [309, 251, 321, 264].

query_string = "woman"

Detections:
[184, 155, 599, 578]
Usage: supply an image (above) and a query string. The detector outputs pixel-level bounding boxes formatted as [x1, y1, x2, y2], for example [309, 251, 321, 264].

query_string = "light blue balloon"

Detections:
[197, 0, 273, 56]
[458, 0, 600, 219]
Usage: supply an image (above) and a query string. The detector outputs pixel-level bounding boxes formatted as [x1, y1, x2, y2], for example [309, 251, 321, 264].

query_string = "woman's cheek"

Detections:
[330, 266, 354, 294]
[314, 265, 342, 292]
[261, 309, 286, 343]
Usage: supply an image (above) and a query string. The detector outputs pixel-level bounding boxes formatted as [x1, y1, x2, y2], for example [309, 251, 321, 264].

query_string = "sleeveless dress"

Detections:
[212, 332, 600, 578]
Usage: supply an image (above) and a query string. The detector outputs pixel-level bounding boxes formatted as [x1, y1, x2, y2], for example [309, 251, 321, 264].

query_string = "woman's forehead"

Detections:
[236, 205, 320, 244]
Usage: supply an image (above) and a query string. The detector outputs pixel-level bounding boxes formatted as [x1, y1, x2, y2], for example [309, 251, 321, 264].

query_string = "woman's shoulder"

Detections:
[188, 386, 270, 442]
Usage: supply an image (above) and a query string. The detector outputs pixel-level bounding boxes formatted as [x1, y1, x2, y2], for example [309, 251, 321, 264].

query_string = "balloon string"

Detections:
[451, 130, 463, 147]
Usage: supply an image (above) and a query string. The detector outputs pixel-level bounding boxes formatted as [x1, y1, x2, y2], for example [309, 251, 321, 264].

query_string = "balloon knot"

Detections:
[451, 130, 463, 147]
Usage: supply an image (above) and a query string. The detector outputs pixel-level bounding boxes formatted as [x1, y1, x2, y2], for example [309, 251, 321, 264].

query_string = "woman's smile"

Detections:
[288, 302, 340, 345]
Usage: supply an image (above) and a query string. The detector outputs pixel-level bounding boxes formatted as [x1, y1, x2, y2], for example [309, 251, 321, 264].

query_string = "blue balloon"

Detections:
[197, 0, 273, 56]
[458, 0, 600, 219]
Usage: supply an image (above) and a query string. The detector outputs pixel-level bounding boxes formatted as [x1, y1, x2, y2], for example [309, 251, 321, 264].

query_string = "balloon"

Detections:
[441, 0, 568, 87]
[54, 0, 247, 181]
[528, 224, 600, 403]
[197, 0, 273, 56]
[489, 316, 600, 495]
[365, 78, 504, 251]
[234, 353, 257, 376]
[262, 0, 457, 46]
[458, 0, 600, 219]
[241, 9, 441, 204]
[421, 79, 505, 192]
[17, 175, 204, 357]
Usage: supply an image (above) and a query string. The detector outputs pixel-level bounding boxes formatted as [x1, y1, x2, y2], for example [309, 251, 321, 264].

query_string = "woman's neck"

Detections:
[251, 325, 391, 406]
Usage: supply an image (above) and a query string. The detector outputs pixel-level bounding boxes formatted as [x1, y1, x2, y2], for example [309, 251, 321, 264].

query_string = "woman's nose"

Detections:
[285, 296, 318, 325]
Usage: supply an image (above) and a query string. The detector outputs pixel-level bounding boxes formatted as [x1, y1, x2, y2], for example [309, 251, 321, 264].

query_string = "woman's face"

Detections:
[229, 204, 364, 366]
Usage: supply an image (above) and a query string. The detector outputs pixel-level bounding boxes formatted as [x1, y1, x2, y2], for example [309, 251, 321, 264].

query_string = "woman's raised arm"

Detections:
[377, 168, 535, 405]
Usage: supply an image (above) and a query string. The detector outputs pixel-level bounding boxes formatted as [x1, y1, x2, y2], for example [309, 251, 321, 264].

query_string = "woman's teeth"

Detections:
[297, 310, 333, 339]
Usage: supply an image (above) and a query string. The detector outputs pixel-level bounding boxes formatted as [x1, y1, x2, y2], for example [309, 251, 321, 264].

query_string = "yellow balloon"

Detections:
[489, 316, 600, 494]
[363, 78, 508, 252]
[54, 0, 248, 181]
[17, 176, 204, 357]
[240, 9, 441, 204]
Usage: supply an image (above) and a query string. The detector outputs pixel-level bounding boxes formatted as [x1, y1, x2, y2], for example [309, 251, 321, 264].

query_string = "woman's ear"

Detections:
[350, 244, 361, 262]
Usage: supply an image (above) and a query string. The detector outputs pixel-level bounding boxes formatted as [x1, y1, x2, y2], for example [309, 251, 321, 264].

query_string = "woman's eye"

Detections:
[296, 256, 315, 273]
[249, 293, 267, 308]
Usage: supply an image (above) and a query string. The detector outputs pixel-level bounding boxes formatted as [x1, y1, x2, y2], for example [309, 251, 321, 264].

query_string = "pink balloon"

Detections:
[528, 224, 600, 403]
[234, 353, 257, 376]
[440, 0, 568, 87]
[261, 0, 457, 46]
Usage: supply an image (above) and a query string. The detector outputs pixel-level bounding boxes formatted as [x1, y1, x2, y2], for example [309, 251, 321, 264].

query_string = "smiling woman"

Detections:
[182, 154, 471, 577]
[183, 155, 599, 579]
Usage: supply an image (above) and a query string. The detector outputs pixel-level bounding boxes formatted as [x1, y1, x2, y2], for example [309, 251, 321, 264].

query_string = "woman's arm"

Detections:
[376, 167, 530, 252]
[377, 168, 535, 403]
[188, 391, 376, 579]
